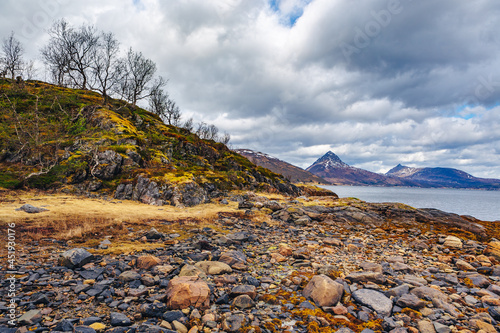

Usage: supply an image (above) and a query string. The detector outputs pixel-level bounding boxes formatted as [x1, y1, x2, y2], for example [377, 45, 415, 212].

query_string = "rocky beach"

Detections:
[1, 192, 500, 333]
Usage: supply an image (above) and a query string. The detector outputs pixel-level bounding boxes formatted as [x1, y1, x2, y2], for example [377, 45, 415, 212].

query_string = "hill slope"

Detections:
[235, 149, 328, 184]
[306, 151, 409, 186]
[387, 164, 500, 189]
[0, 79, 300, 205]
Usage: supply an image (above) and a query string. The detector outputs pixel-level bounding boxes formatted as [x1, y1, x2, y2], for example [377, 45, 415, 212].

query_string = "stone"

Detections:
[442, 236, 462, 249]
[410, 286, 449, 303]
[194, 261, 232, 275]
[396, 293, 426, 310]
[222, 313, 246, 332]
[417, 320, 436, 333]
[163, 310, 184, 322]
[15, 204, 48, 213]
[88, 323, 106, 332]
[433, 322, 451, 333]
[455, 259, 476, 271]
[74, 326, 97, 333]
[219, 250, 247, 267]
[172, 321, 188, 333]
[137, 255, 162, 270]
[232, 294, 255, 309]
[386, 284, 410, 298]
[179, 264, 206, 278]
[345, 271, 387, 284]
[469, 274, 490, 288]
[352, 289, 393, 317]
[58, 248, 94, 268]
[485, 241, 500, 260]
[153, 265, 175, 275]
[230, 285, 257, 299]
[54, 319, 74, 332]
[402, 275, 428, 287]
[140, 302, 168, 318]
[118, 270, 141, 282]
[110, 312, 132, 326]
[165, 276, 210, 309]
[476, 321, 497, 333]
[145, 227, 163, 239]
[302, 274, 344, 307]
[431, 298, 460, 317]
[18, 309, 42, 325]
[359, 262, 383, 273]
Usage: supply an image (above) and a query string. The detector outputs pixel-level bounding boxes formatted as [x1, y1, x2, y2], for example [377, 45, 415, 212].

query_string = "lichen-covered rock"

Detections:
[165, 276, 210, 309]
[92, 150, 123, 180]
[302, 274, 344, 307]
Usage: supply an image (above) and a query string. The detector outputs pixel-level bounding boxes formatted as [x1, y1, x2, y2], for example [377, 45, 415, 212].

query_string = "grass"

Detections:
[0, 189, 244, 252]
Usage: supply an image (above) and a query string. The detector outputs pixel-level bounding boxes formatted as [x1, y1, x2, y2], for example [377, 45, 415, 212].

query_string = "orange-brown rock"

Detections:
[165, 276, 210, 310]
[302, 274, 344, 307]
[136, 255, 162, 270]
[484, 241, 500, 261]
[279, 243, 293, 256]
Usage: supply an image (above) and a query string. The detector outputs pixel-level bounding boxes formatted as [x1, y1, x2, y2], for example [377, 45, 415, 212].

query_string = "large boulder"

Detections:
[352, 289, 393, 317]
[165, 276, 210, 309]
[302, 274, 344, 307]
[58, 248, 94, 268]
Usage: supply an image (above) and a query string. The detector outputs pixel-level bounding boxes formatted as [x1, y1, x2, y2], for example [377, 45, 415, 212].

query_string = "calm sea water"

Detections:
[321, 185, 500, 221]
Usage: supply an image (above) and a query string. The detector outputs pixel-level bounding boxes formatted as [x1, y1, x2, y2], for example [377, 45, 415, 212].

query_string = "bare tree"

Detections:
[23, 60, 37, 80]
[41, 20, 99, 89]
[90, 31, 120, 102]
[149, 78, 182, 126]
[183, 117, 194, 132]
[220, 132, 231, 145]
[1, 32, 24, 79]
[119, 48, 156, 105]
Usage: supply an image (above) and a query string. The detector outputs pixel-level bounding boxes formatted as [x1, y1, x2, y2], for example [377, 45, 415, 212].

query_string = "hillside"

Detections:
[387, 164, 500, 189]
[235, 149, 328, 184]
[0, 79, 300, 205]
[306, 151, 409, 186]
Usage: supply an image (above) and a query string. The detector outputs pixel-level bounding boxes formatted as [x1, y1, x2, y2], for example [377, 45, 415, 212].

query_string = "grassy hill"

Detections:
[0, 78, 299, 205]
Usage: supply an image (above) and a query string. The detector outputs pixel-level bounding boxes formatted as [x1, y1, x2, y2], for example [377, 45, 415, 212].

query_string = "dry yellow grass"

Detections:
[0, 190, 245, 247]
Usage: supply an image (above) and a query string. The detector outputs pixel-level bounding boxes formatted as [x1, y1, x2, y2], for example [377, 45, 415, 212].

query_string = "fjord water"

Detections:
[322, 185, 500, 221]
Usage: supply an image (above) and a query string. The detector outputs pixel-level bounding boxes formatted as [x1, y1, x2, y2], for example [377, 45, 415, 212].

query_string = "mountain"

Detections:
[387, 164, 500, 189]
[0, 78, 300, 205]
[235, 149, 328, 184]
[306, 151, 409, 186]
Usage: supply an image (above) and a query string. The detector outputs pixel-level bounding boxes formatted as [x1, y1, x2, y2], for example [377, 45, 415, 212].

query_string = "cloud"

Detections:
[1, 0, 500, 178]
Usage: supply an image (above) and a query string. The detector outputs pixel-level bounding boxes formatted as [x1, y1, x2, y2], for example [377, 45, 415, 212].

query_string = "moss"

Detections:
[0, 171, 22, 189]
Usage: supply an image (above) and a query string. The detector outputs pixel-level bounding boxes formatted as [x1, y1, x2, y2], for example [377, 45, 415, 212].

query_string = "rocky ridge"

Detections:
[1, 193, 500, 333]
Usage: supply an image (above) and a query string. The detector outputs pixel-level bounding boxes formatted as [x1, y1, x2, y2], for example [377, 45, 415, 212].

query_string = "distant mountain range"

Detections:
[234, 149, 328, 184]
[307, 151, 500, 190]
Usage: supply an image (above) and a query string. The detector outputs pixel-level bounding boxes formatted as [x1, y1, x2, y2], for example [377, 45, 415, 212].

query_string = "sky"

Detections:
[1, 0, 500, 178]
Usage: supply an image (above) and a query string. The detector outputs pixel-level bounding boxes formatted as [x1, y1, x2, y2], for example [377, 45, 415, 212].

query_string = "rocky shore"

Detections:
[1, 193, 500, 333]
